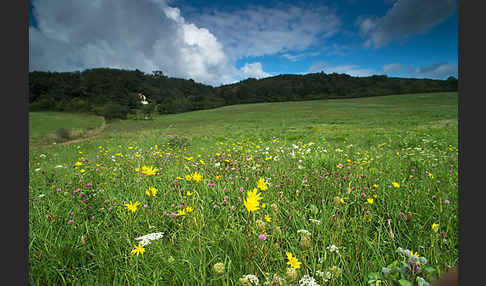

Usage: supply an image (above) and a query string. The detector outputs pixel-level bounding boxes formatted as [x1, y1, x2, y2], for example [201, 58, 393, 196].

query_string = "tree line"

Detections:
[29, 68, 458, 120]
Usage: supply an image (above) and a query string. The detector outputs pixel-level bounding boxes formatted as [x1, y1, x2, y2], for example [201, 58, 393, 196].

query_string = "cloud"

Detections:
[382, 63, 403, 73]
[308, 61, 375, 77]
[189, 3, 341, 60]
[238, 62, 272, 79]
[406, 62, 457, 79]
[281, 51, 320, 62]
[357, 0, 456, 48]
[29, 0, 236, 86]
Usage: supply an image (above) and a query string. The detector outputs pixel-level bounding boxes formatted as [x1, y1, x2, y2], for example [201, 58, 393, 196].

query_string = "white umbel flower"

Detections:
[135, 232, 164, 246]
[299, 275, 320, 286]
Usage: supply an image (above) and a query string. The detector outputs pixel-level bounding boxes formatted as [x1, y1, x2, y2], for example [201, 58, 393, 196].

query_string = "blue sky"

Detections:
[29, 0, 457, 86]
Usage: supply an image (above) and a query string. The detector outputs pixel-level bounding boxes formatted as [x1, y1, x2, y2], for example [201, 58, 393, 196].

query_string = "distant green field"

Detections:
[29, 92, 458, 285]
[29, 112, 104, 146]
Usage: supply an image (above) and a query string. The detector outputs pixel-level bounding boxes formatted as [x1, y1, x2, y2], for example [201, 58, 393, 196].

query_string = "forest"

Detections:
[29, 68, 458, 119]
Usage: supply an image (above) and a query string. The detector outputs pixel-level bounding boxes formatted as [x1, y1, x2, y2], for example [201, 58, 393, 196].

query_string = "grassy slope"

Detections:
[29, 112, 105, 146]
[28, 92, 458, 285]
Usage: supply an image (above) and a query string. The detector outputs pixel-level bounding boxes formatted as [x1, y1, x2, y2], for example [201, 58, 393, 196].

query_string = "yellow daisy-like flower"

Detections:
[124, 201, 141, 213]
[186, 191, 193, 196]
[367, 198, 374, 204]
[286, 252, 301, 269]
[185, 174, 192, 181]
[191, 172, 203, 182]
[177, 209, 186, 216]
[432, 223, 439, 232]
[392, 182, 400, 188]
[185, 206, 193, 213]
[74, 161, 83, 166]
[131, 242, 145, 256]
[80, 169, 86, 173]
[141, 166, 159, 176]
[265, 214, 272, 222]
[257, 177, 268, 191]
[244, 188, 262, 212]
[145, 187, 157, 197]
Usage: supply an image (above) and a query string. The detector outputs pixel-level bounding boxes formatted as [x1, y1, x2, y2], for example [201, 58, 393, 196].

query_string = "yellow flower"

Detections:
[200, 160, 205, 165]
[177, 209, 186, 216]
[145, 187, 157, 197]
[176, 176, 183, 180]
[131, 242, 145, 256]
[186, 191, 193, 196]
[124, 201, 141, 213]
[432, 223, 439, 232]
[185, 175, 192, 181]
[141, 166, 159, 176]
[265, 214, 272, 222]
[80, 169, 86, 173]
[392, 182, 400, 188]
[74, 161, 83, 166]
[367, 198, 374, 204]
[244, 188, 262, 212]
[185, 206, 193, 213]
[286, 252, 301, 269]
[373, 184, 379, 189]
[191, 172, 203, 182]
[128, 146, 134, 150]
[185, 156, 194, 161]
[257, 177, 268, 191]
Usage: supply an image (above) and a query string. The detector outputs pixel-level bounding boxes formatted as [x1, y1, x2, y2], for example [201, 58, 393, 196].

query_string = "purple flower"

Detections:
[361, 193, 367, 197]
[78, 193, 84, 198]
[86, 182, 92, 187]
[56, 188, 62, 192]
[70, 211, 74, 216]
[67, 219, 74, 225]
[258, 233, 267, 241]
[213, 204, 218, 209]
[444, 199, 450, 204]
[73, 189, 80, 194]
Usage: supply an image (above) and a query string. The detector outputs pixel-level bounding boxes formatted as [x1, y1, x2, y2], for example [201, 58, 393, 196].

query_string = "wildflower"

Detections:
[301, 235, 311, 249]
[135, 232, 164, 246]
[131, 242, 145, 256]
[299, 275, 319, 286]
[286, 252, 302, 269]
[239, 274, 260, 286]
[256, 219, 266, 231]
[191, 172, 203, 182]
[145, 187, 157, 197]
[265, 214, 272, 222]
[326, 245, 340, 254]
[213, 262, 225, 275]
[432, 223, 439, 232]
[244, 188, 262, 212]
[185, 174, 192, 181]
[286, 267, 299, 282]
[67, 219, 74, 225]
[367, 198, 374, 204]
[337, 163, 343, 169]
[257, 177, 268, 191]
[141, 165, 159, 176]
[74, 161, 83, 166]
[444, 199, 450, 204]
[297, 229, 311, 236]
[309, 218, 321, 225]
[392, 182, 400, 188]
[177, 209, 186, 216]
[185, 206, 193, 213]
[258, 233, 267, 241]
[124, 201, 141, 213]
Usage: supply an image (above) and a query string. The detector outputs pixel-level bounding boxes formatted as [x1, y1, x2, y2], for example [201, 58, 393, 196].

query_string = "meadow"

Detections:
[29, 92, 458, 285]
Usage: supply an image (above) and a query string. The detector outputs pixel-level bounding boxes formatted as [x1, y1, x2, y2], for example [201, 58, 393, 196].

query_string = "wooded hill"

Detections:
[29, 68, 458, 119]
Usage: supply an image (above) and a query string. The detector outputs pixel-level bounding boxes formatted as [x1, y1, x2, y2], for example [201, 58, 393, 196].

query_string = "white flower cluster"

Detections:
[308, 218, 321, 225]
[297, 229, 311, 236]
[299, 275, 320, 286]
[135, 232, 164, 246]
[241, 274, 259, 285]
[326, 245, 339, 254]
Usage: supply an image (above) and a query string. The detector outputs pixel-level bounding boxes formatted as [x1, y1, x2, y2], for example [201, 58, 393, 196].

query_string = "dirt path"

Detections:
[35, 119, 108, 148]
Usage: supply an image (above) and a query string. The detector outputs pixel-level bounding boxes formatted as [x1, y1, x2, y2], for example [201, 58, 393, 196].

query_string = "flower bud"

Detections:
[285, 267, 299, 282]
[213, 262, 225, 275]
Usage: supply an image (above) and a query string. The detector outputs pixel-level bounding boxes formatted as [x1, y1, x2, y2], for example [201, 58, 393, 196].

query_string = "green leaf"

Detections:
[368, 272, 382, 280]
[310, 204, 319, 215]
[424, 266, 436, 274]
[398, 279, 413, 286]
